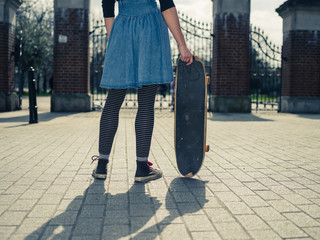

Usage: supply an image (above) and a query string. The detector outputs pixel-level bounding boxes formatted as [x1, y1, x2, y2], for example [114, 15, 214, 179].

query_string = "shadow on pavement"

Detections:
[0, 112, 79, 124]
[24, 177, 206, 239]
[132, 177, 207, 239]
[296, 114, 320, 120]
[207, 112, 273, 122]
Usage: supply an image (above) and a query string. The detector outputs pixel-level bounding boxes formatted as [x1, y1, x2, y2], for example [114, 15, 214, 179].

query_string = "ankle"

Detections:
[99, 153, 109, 160]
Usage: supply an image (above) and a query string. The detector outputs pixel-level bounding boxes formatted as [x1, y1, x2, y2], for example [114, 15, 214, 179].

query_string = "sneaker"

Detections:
[135, 161, 162, 183]
[91, 155, 109, 179]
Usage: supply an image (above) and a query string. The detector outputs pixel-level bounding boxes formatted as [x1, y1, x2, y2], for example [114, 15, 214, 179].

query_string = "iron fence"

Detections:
[90, 14, 282, 112]
[90, 11, 213, 111]
[250, 26, 282, 111]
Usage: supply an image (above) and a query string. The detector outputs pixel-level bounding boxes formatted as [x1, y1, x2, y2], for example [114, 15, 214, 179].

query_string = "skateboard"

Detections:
[174, 56, 210, 177]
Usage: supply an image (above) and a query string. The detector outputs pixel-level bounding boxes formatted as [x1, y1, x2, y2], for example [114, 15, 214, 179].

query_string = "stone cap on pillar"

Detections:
[212, 0, 250, 15]
[54, 0, 90, 9]
[0, 0, 21, 25]
[276, 0, 320, 32]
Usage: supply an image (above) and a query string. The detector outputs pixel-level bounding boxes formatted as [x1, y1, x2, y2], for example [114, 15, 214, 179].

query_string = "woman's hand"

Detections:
[179, 44, 193, 65]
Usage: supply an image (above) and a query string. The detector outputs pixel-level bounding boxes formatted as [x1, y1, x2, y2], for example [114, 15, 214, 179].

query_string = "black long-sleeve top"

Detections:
[102, 0, 175, 18]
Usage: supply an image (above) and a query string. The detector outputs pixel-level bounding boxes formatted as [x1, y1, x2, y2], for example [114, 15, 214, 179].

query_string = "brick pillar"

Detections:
[277, 0, 320, 113]
[51, 0, 91, 112]
[0, 0, 21, 112]
[210, 0, 251, 112]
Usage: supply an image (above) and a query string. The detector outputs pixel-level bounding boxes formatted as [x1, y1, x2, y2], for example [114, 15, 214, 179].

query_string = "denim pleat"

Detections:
[100, 0, 174, 89]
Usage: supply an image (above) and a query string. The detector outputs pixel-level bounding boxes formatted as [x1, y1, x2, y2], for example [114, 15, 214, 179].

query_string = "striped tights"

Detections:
[98, 84, 158, 161]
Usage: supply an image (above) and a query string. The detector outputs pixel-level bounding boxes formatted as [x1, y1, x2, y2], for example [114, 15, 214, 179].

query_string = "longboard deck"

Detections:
[174, 56, 208, 177]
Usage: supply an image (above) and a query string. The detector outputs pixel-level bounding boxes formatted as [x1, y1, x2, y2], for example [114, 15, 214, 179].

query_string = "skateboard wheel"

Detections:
[205, 145, 210, 152]
[185, 172, 193, 178]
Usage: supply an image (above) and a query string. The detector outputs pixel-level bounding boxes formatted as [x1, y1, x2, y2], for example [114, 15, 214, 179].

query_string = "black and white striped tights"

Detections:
[98, 84, 158, 162]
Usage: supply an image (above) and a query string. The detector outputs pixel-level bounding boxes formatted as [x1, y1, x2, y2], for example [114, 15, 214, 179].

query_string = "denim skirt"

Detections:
[100, 0, 174, 89]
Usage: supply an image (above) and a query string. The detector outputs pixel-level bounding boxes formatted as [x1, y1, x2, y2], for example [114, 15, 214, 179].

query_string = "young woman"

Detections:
[92, 0, 193, 182]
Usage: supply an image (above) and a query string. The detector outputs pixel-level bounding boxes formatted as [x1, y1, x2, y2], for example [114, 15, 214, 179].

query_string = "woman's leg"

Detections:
[134, 84, 162, 182]
[93, 88, 127, 179]
[135, 84, 158, 160]
[99, 88, 127, 157]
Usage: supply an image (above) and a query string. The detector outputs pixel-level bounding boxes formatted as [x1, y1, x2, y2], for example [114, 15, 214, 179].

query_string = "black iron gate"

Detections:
[90, 12, 213, 111]
[250, 26, 282, 111]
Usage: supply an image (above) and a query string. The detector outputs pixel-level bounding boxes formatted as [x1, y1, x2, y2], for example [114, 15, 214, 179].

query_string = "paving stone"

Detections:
[0, 195, 20, 205]
[159, 223, 191, 240]
[253, 207, 286, 221]
[176, 202, 204, 215]
[4, 185, 29, 194]
[57, 199, 83, 211]
[294, 189, 320, 199]
[284, 212, 320, 228]
[244, 182, 268, 191]
[38, 194, 64, 205]
[268, 185, 294, 195]
[224, 201, 254, 215]
[73, 218, 103, 236]
[214, 222, 250, 239]
[102, 224, 130, 240]
[105, 210, 130, 225]
[106, 198, 129, 211]
[255, 190, 282, 200]
[183, 214, 215, 231]
[79, 205, 104, 218]
[49, 211, 78, 225]
[240, 195, 269, 207]
[1, 102, 320, 240]
[268, 220, 308, 238]
[248, 229, 281, 240]
[0, 182, 14, 190]
[282, 194, 313, 205]
[15, 217, 49, 234]
[20, 189, 45, 199]
[256, 177, 280, 186]
[215, 191, 241, 202]
[170, 191, 197, 203]
[207, 182, 230, 192]
[201, 196, 224, 209]
[30, 182, 51, 190]
[298, 204, 320, 218]
[28, 205, 57, 218]
[0, 205, 9, 215]
[0, 226, 16, 239]
[8, 199, 37, 211]
[302, 227, 320, 239]
[40, 225, 72, 240]
[267, 199, 300, 212]
[205, 208, 236, 223]
[221, 178, 244, 187]
[0, 211, 28, 226]
[155, 209, 183, 224]
[191, 231, 222, 240]
[230, 186, 255, 196]
[236, 214, 269, 230]
[130, 216, 158, 233]
[129, 204, 154, 217]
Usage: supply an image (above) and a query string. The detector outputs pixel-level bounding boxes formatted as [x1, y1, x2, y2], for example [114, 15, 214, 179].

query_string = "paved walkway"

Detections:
[1, 97, 320, 240]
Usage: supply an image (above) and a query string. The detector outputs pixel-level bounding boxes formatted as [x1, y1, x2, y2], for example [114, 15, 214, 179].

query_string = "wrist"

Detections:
[178, 42, 187, 48]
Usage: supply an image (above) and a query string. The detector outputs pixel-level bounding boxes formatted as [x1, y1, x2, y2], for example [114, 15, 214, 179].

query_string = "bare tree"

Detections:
[15, 0, 54, 94]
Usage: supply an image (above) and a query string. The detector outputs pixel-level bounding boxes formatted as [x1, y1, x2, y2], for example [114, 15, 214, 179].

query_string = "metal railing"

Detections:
[89, 11, 213, 110]
[250, 26, 282, 111]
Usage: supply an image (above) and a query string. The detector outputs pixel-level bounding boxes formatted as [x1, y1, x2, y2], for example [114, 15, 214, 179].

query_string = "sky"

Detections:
[90, 0, 286, 46]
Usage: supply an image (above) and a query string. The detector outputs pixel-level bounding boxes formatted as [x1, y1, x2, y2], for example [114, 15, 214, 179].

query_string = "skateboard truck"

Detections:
[206, 76, 210, 85]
